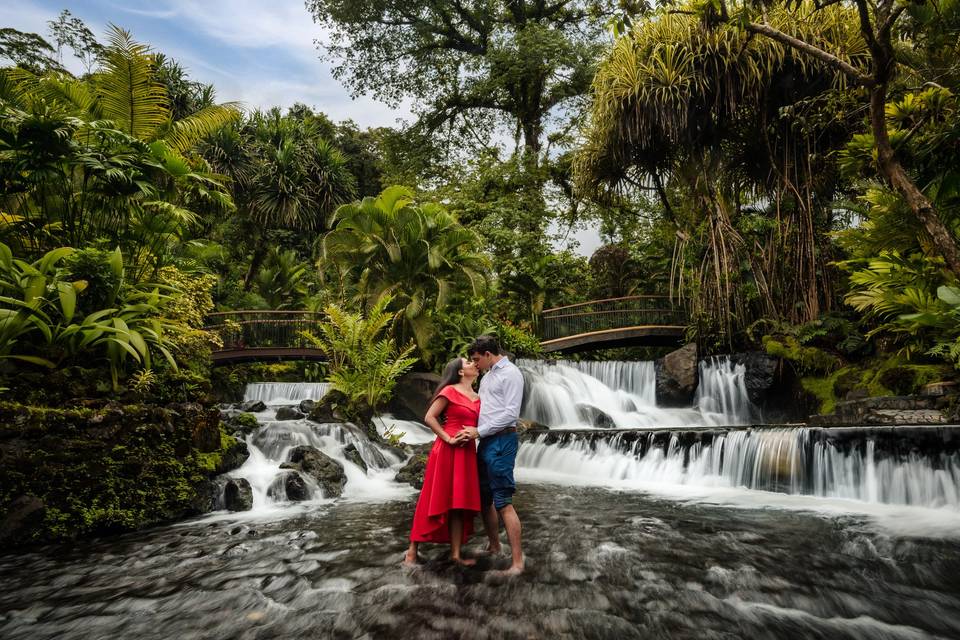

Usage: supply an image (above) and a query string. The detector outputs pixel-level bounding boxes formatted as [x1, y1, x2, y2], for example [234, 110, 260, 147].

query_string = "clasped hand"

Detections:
[447, 427, 479, 446]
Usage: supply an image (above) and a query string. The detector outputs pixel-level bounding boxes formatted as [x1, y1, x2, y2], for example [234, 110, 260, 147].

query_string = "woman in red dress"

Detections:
[403, 357, 481, 566]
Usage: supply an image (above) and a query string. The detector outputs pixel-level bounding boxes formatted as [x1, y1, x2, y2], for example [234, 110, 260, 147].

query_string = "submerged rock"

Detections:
[223, 478, 253, 511]
[343, 443, 368, 473]
[284, 445, 346, 497]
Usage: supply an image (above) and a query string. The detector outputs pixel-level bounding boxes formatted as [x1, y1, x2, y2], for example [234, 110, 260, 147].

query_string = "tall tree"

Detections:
[678, 0, 960, 275]
[304, 0, 614, 159]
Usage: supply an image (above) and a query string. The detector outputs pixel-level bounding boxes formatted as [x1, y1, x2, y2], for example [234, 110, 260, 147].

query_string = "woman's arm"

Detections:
[424, 396, 465, 445]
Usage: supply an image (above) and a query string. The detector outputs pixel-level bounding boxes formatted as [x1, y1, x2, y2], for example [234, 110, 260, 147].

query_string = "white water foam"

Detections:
[243, 382, 331, 405]
[519, 357, 756, 429]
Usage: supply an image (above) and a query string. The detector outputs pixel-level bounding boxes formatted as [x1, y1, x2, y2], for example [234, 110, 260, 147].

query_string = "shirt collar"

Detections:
[491, 357, 509, 371]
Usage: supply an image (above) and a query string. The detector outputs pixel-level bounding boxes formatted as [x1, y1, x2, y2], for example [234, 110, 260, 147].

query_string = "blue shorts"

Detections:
[478, 431, 518, 511]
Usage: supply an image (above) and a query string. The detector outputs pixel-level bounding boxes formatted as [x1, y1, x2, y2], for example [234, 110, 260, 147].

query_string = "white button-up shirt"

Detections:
[477, 357, 524, 438]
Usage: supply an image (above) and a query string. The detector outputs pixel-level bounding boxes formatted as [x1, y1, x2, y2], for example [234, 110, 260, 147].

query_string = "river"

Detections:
[2, 359, 960, 639]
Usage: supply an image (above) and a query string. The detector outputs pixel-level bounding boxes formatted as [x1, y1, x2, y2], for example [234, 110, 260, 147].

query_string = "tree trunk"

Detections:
[869, 82, 960, 275]
[243, 244, 267, 291]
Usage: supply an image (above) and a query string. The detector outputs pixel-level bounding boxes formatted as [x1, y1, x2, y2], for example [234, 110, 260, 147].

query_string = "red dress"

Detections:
[409, 386, 481, 543]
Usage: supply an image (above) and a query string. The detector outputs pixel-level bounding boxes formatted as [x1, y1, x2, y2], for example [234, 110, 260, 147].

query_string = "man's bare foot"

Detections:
[452, 556, 477, 566]
[402, 549, 418, 566]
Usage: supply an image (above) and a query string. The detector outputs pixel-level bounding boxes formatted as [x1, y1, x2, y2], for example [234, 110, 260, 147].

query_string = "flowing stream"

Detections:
[4, 373, 960, 638]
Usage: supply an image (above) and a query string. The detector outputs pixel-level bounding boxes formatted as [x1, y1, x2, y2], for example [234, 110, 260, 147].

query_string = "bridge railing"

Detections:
[540, 296, 685, 341]
[204, 311, 325, 351]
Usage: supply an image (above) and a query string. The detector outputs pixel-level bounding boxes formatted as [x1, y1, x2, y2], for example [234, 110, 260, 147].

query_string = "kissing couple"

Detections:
[403, 335, 525, 575]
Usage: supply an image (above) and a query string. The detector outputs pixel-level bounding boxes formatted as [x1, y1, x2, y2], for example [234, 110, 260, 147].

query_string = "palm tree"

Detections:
[322, 186, 489, 360]
[0, 27, 239, 275]
[202, 110, 357, 289]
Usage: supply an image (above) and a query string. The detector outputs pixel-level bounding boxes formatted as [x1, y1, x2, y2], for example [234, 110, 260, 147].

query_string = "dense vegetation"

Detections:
[2, 0, 960, 413]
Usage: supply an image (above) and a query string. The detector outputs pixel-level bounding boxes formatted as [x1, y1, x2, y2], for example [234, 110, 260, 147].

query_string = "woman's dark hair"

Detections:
[467, 335, 500, 356]
[430, 357, 466, 405]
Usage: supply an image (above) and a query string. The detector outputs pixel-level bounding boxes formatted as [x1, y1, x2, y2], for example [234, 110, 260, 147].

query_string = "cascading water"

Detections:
[228, 383, 410, 510]
[243, 382, 331, 405]
[519, 357, 755, 428]
[518, 428, 960, 509]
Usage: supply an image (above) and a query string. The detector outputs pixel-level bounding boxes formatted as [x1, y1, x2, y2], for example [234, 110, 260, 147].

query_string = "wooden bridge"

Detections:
[204, 311, 327, 366]
[539, 296, 686, 354]
[205, 296, 686, 364]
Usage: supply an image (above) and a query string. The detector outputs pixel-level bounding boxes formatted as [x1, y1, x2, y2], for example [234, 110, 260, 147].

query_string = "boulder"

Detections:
[343, 443, 368, 473]
[395, 444, 432, 489]
[223, 478, 253, 511]
[285, 445, 346, 497]
[0, 495, 46, 543]
[218, 438, 250, 474]
[655, 343, 698, 406]
[240, 400, 266, 413]
[282, 472, 309, 501]
[577, 404, 615, 429]
[274, 406, 304, 421]
[388, 372, 442, 421]
[298, 399, 317, 414]
[224, 412, 260, 436]
[308, 391, 350, 424]
[730, 351, 780, 403]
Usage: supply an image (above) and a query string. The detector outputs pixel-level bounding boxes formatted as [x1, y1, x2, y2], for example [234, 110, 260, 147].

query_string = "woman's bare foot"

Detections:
[451, 556, 477, 566]
[402, 549, 419, 566]
[479, 544, 502, 557]
[492, 564, 523, 577]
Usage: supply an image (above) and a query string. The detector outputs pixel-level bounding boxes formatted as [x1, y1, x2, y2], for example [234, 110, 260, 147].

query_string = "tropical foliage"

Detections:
[302, 296, 416, 411]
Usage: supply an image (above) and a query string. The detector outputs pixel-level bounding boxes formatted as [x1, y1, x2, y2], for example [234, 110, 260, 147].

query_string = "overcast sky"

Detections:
[1, 0, 602, 255]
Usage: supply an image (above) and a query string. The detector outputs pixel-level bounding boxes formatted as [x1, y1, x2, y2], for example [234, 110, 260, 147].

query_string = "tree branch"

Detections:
[745, 21, 874, 87]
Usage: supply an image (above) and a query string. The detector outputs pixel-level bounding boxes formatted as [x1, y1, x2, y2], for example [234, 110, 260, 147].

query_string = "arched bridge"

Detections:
[205, 296, 687, 364]
[539, 296, 686, 353]
[204, 311, 327, 366]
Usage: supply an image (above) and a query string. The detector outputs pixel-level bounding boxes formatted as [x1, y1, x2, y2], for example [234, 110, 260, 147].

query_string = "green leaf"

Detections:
[0, 354, 55, 368]
[57, 282, 77, 322]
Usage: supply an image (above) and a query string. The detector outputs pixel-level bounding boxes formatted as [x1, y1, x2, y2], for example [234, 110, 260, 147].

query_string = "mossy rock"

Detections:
[0, 401, 248, 546]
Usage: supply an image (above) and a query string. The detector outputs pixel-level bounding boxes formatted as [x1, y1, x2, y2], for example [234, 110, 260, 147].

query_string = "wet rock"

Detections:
[729, 351, 780, 403]
[0, 495, 46, 543]
[298, 399, 317, 414]
[921, 381, 958, 397]
[285, 445, 346, 497]
[224, 478, 253, 511]
[519, 419, 548, 433]
[308, 391, 350, 424]
[577, 404, 615, 429]
[240, 400, 266, 413]
[274, 406, 304, 421]
[224, 412, 260, 436]
[389, 372, 441, 421]
[655, 343, 698, 406]
[343, 443, 368, 473]
[395, 444, 432, 489]
[218, 438, 250, 474]
[283, 472, 310, 501]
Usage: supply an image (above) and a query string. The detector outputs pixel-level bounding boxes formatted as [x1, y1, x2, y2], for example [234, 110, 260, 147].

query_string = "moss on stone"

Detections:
[0, 402, 247, 546]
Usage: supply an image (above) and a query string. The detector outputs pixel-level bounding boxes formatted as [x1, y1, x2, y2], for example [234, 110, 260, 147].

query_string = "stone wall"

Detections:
[0, 401, 248, 546]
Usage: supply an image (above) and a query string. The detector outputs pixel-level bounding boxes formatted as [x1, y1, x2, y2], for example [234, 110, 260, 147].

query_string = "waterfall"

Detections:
[518, 357, 755, 429]
[227, 385, 410, 511]
[517, 428, 960, 509]
[243, 382, 331, 405]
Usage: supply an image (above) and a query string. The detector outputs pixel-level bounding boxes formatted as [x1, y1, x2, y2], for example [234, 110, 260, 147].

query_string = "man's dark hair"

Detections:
[467, 335, 500, 356]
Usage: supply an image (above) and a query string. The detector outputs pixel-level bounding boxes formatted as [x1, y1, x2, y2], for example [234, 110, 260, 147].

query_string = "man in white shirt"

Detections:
[465, 335, 524, 575]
